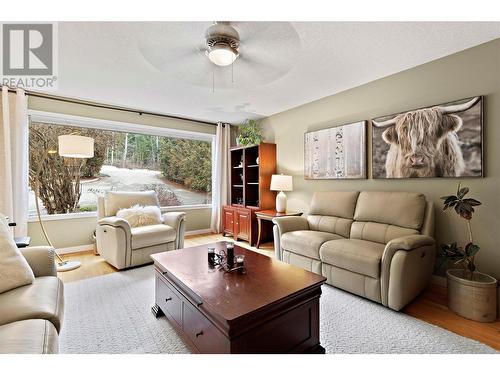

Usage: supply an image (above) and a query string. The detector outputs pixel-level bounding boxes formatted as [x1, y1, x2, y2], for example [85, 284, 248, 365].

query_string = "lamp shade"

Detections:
[270, 174, 293, 192]
[58, 135, 94, 158]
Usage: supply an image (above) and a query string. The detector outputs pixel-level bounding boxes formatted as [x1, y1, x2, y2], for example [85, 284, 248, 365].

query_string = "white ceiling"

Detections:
[55, 22, 500, 124]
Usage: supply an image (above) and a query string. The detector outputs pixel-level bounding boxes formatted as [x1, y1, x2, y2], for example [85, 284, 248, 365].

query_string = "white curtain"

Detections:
[0, 87, 29, 236]
[210, 122, 231, 233]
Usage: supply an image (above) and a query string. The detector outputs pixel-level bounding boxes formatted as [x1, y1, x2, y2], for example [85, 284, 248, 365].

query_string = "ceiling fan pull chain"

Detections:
[212, 70, 215, 93]
[231, 54, 234, 83]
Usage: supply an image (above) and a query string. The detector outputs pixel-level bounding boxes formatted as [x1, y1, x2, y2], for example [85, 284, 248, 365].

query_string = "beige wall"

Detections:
[261, 39, 500, 278]
[27, 97, 214, 248]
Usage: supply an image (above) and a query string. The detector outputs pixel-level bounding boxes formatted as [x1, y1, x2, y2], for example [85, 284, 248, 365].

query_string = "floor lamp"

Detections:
[34, 134, 95, 272]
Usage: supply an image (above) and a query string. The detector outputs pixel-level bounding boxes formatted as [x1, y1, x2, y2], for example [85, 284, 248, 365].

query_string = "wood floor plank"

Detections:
[57, 233, 500, 351]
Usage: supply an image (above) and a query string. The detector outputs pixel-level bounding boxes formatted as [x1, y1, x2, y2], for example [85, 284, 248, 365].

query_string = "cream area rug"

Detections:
[59, 265, 497, 354]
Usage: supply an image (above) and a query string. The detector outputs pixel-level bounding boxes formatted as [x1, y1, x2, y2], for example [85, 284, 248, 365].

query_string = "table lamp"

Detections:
[270, 174, 293, 213]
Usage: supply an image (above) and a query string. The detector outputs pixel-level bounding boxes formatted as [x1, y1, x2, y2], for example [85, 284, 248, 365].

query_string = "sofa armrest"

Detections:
[161, 212, 186, 231]
[98, 216, 131, 231]
[381, 235, 436, 309]
[20, 246, 56, 277]
[385, 235, 435, 252]
[272, 216, 309, 235]
[272, 216, 309, 261]
[162, 212, 186, 248]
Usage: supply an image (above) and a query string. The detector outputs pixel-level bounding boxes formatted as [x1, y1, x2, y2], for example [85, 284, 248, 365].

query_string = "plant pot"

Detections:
[446, 269, 497, 322]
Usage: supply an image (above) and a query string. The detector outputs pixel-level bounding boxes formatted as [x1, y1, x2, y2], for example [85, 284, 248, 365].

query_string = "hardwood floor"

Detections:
[57, 233, 500, 351]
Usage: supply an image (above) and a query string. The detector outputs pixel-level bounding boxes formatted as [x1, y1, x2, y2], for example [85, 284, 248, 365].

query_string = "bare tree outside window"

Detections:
[28, 121, 212, 216]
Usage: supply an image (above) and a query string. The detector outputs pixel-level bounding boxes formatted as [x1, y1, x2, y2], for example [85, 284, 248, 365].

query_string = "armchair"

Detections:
[96, 191, 186, 270]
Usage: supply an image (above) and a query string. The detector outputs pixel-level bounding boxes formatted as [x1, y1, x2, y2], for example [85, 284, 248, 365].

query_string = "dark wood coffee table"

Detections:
[151, 242, 326, 354]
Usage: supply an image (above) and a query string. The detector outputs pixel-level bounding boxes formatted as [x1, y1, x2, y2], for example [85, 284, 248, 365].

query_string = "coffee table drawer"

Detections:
[183, 302, 228, 353]
[156, 277, 182, 325]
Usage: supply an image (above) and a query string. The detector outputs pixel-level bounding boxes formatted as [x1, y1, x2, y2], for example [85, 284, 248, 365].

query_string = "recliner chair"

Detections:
[96, 191, 186, 270]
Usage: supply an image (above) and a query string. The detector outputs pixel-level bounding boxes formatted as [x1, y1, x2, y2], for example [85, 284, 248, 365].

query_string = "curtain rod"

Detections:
[6, 87, 219, 127]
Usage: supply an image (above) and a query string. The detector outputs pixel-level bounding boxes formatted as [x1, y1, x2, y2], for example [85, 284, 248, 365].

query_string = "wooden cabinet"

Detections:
[222, 206, 256, 244]
[235, 209, 250, 241]
[222, 206, 234, 236]
[223, 143, 276, 246]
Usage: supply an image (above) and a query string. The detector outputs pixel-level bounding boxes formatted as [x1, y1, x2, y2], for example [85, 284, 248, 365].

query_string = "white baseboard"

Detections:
[57, 244, 94, 254]
[186, 228, 212, 236]
[431, 274, 447, 287]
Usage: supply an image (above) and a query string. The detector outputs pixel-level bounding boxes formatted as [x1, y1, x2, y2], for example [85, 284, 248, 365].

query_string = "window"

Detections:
[28, 114, 213, 217]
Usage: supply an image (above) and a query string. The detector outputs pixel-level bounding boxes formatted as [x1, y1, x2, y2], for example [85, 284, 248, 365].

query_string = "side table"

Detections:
[255, 209, 302, 249]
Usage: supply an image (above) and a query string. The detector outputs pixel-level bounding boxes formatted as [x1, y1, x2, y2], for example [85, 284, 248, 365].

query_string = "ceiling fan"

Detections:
[205, 22, 240, 67]
[136, 21, 301, 89]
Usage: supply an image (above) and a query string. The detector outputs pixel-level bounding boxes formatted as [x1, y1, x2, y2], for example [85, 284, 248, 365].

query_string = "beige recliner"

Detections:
[0, 246, 64, 354]
[96, 191, 186, 270]
[273, 191, 435, 311]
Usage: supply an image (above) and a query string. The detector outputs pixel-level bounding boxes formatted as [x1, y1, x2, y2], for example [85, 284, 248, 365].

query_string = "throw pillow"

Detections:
[0, 215, 35, 294]
[116, 205, 162, 228]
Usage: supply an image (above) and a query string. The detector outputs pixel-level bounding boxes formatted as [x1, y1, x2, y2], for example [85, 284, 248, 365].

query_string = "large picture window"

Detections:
[28, 117, 212, 217]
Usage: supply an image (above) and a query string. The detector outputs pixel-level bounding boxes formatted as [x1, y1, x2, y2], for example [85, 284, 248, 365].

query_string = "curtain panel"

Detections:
[0, 87, 29, 236]
[210, 122, 231, 233]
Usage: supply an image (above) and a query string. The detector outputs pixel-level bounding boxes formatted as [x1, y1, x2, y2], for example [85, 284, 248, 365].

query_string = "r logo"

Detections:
[2, 24, 53, 76]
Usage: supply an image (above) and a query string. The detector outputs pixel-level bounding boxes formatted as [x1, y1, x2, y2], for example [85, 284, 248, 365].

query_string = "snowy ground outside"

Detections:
[29, 165, 211, 215]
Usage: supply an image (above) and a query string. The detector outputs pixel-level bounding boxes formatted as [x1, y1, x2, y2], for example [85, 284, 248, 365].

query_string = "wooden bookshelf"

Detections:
[223, 143, 277, 245]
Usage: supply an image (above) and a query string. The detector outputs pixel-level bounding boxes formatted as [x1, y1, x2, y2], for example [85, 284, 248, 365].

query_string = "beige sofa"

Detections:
[0, 246, 64, 354]
[96, 191, 186, 270]
[273, 191, 435, 311]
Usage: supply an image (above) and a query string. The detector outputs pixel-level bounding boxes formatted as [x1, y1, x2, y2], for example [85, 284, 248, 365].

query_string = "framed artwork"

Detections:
[371, 96, 483, 179]
[304, 121, 367, 179]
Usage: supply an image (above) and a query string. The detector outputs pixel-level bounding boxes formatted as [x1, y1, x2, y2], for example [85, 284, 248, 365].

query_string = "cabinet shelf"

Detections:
[247, 182, 259, 185]
[247, 164, 259, 168]
[233, 185, 244, 188]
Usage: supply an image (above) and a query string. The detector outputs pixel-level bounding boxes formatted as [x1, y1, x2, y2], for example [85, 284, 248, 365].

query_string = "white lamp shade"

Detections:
[270, 174, 293, 192]
[207, 44, 238, 66]
[58, 135, 94, 158]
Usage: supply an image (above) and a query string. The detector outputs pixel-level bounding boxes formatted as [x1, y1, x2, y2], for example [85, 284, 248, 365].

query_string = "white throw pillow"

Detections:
[0, 215, 35, 294]
[116, 205, 162, 228]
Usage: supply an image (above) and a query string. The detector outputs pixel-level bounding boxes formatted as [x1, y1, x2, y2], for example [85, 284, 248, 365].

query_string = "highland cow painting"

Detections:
[371, 96, 483, 179]
[304, 121, 366, 179]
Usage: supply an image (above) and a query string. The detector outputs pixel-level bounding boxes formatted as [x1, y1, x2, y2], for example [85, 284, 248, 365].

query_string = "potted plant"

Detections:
[440, 183, 497, 322]
[237, 119, 263, 147]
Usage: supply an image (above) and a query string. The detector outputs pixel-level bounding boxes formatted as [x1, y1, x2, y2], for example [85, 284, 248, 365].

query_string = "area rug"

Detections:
[59, 265, 497, 354]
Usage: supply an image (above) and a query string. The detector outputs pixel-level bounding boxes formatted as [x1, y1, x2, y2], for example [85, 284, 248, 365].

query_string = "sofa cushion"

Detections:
[350, 221, 419, 244]
[0, 215, 35, 294]
[309, 191, 360, 219]
[281, 230, 343, 260]
[354, 191, 426, 230]
[131, 224, 176, 249]
[0, 319, 58, 354]
[105, 190, 159, 217]
[0, 276, 64, 332]
[319, 239, 385, 278]
[307, 215, 353, 238]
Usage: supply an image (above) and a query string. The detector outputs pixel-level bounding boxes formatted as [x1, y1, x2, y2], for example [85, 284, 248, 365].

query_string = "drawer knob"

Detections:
[195, 330, 204, 338]
[103, 229, 107, 233]
[165, 297, 172, 302]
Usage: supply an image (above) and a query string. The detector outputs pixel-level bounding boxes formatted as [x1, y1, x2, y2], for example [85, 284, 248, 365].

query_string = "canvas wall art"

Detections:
[304, 121, 366, 179]
[371, 96, 483, 179]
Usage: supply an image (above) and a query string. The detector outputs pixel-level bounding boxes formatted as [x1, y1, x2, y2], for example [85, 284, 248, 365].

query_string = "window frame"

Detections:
[28, 110, 215, 220]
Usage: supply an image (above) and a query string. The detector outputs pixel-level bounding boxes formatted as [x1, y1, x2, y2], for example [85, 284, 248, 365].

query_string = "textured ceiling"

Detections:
[54, 22, 500, 124]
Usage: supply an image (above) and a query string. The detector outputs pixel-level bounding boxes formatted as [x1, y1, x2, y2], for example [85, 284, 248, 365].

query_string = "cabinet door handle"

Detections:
[195, 330, 204, 338]
[165, 297, 172, 302]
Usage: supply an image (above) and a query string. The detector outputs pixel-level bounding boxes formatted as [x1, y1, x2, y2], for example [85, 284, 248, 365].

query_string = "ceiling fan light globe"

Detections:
[207, 45, 238, 66]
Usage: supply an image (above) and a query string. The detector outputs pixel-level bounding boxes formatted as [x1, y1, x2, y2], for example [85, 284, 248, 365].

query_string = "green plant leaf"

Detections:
[457, 187, 469, 199]
[463, 198, 481, 206]
[465, 243, 480, 257]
